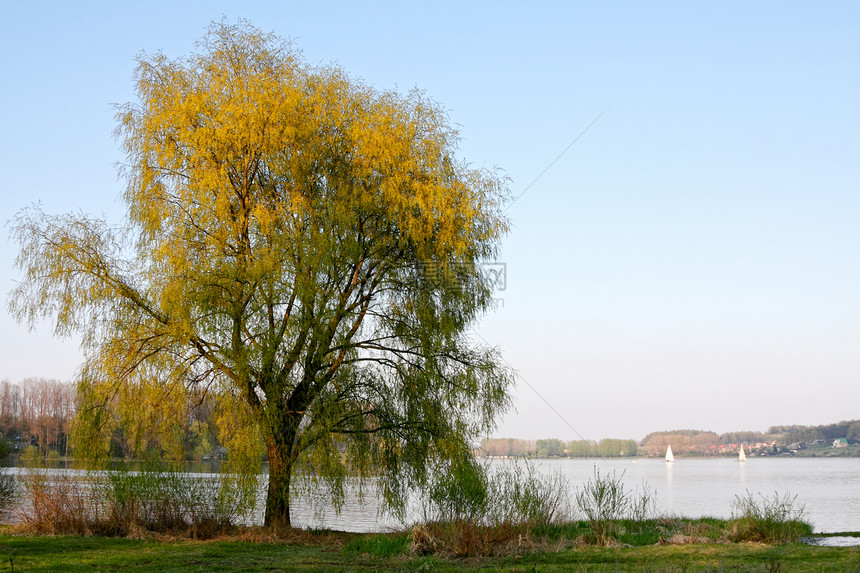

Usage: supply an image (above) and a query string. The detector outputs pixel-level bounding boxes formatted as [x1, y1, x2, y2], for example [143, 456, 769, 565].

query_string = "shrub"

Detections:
[16, 463, 256, 538]
[410, 519, 523, 558]
[729, 490, 813, 543]
[573, 467, 662, 545]
[99, 465, 250, 536]
[415, 458, 574, 556]
[423, 457, 489, 524]
[15, 469, 103, 534]
[627, 481, 657, 523]
[574, 466, 630, 545]
[0, 435, 16, 513]
[485, 459, 572, 527]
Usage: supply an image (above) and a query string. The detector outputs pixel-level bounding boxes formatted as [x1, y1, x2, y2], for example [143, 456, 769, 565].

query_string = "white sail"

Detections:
[738, 444, 747, 462]
[665, 444, 675, 463]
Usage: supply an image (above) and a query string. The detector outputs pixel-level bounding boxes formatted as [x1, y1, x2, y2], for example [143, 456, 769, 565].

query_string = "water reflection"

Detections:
[664, 461, 675, 515]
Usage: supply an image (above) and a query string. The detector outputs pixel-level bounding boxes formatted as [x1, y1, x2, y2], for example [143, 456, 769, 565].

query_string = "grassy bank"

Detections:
[0, 528, 858, 572]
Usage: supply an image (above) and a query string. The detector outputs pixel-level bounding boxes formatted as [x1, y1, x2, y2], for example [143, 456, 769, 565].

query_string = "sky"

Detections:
[1, 2, 858, 441]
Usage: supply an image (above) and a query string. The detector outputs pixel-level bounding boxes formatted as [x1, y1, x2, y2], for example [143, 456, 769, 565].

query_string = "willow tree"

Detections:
[9, 21, 512, 527]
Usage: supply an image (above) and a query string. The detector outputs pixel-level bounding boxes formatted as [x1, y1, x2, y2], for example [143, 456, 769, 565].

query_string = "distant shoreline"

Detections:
[479, 443, 860, 460]
[481, 420, 860, 459]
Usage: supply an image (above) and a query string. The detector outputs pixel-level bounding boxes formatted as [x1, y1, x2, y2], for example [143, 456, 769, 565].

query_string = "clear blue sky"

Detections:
[2, 2, 858, 441]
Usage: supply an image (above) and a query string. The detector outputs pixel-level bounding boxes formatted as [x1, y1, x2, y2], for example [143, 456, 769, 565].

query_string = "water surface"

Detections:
[539, 457, 860, 533]
[9, 457, 859, 533]
[270, 457, 860, 533]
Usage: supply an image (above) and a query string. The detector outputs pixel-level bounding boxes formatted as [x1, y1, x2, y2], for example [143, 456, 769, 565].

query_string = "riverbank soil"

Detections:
[1, 530, 858, 572]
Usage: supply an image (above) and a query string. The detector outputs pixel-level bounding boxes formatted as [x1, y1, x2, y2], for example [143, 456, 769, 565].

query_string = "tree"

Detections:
[9, 21, 513, 527]
[536, 438, 564, 457]
[566, 440, 594, 457]
[848, 421, 860, 443]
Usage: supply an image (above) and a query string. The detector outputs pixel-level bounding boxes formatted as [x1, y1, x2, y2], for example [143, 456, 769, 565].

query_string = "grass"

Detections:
[0, 527, 857, 572]
[343, 532, 411, 557]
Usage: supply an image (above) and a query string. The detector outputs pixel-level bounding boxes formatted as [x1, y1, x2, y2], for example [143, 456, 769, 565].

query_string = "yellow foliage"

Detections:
[12, 19, 512, 526]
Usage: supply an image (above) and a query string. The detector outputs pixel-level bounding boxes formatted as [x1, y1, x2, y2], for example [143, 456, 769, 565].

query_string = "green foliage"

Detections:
[593, 438, 639, 457]
[424, 457, 489, 524]
[536, 438, 565, 457]
[11, 18, 512, 527]
[0, 435, 11, 461]
[565, 440, 595, 457]
[528, 438, 640, 458]
[21, 445, 40, 467]
[729, 491, 813, 544]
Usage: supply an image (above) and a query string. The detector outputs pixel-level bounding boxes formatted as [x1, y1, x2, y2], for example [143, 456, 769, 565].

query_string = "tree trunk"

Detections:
[265, 440, 293, 527]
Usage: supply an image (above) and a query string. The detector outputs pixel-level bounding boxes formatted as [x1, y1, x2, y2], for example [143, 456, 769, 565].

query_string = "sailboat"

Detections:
[665, 444, 675, 463]
[737, 444, 747, 463]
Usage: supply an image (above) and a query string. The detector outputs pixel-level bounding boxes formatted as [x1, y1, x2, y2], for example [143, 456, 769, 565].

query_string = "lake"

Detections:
[543, 457, 860, 533]
[8, 457, 860, 534]
[285, 457, 860, 533]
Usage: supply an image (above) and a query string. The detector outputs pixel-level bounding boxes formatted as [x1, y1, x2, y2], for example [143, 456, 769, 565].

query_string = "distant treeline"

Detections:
[0, 378, 223, 461]
[6, 375, 859, 462]
[480, 438, 638, 458]
[483, 419, 860, 458]
[0, 378, 75, 456]
[766, 421, 860, 445]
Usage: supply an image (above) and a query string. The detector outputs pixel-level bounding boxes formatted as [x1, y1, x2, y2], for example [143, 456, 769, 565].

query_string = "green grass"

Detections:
[344, 532, 411, 557]
[0, 529, 858, 572]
